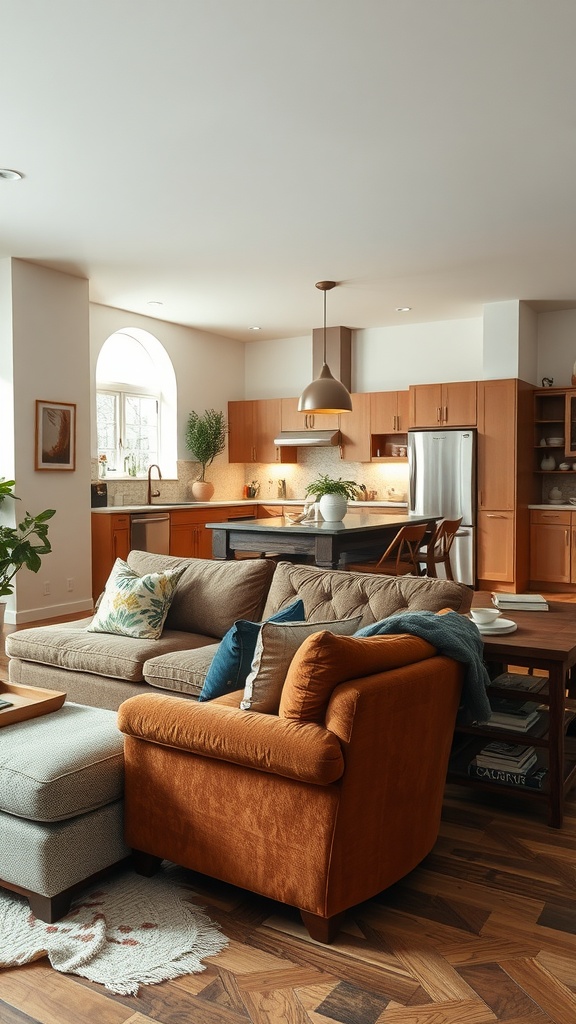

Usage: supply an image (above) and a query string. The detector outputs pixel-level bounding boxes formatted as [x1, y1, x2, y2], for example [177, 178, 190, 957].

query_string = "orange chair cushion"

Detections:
[279, 631, 437, 722]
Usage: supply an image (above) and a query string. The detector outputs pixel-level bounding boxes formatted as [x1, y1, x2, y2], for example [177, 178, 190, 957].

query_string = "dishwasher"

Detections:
[130, 513, 170, 554]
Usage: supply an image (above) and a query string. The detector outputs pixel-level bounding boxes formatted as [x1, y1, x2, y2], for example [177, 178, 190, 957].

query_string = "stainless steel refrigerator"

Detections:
[408, 428, 475, 585]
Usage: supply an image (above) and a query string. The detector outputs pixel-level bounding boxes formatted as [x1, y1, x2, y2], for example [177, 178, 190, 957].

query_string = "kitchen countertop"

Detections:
[91, 499, 409, 514]
[529, 503, 576, 510]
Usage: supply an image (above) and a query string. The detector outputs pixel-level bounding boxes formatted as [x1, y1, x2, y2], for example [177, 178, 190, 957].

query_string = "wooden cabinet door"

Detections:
[444, 381, 477, 426]
[396, 390, 409, 432]
[112, 520, 130, 563]
[228, 401, 255, 463]
[91, 513, 130, 602]
[409, 384, 442, 427]
[170, 511, 201, 557]
[280, 398, 339, 431]
[476, 510, 515, 582]
[478, 379, 516, 511]
[339, 393, 371, 462]
[370, 392, 399, 433]
[254, 399, 284, 463]
[530, 518, 571, 583]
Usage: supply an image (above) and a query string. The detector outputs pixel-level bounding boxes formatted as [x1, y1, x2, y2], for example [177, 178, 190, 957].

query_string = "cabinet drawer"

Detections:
[531, 510, 571, 526]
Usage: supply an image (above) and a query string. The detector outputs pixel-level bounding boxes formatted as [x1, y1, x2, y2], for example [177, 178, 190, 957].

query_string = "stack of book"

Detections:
[468, 741, 548, 789]
[491, 593, 549, 612]
[486, 698, 542, 732]
[489, 671, 546, 694]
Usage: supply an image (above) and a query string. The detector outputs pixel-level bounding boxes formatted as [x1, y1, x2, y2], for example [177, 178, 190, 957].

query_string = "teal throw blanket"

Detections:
[355, 610, 491, 724]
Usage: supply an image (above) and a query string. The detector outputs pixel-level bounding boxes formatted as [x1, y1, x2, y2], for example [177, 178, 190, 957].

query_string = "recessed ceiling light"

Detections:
[147, 300, 163, 307]
[0, 168, 23, 181]
[396, 306, 412, 312]
[249, 326, 261, 331]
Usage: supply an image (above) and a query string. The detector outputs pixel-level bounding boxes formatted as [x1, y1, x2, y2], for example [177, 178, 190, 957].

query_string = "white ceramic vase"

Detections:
[191, 480, 215, 501]
[319, 493, 347, 522]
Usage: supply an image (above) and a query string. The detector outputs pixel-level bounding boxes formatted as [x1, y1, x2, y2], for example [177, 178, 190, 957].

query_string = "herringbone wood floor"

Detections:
[2, 613, 576, 1024]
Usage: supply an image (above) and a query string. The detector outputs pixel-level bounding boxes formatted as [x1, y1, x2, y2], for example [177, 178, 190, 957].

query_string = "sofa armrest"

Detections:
[118, 693, 344, 785]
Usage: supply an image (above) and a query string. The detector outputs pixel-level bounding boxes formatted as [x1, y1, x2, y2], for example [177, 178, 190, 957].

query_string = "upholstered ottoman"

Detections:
[0, 703, 129, 921]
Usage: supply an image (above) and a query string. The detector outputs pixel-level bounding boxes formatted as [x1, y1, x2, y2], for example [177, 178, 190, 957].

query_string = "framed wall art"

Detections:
[35, 400, 76, 471]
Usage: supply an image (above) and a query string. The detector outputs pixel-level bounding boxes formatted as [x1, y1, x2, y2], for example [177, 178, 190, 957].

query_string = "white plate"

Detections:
[477, 617, 517, 635]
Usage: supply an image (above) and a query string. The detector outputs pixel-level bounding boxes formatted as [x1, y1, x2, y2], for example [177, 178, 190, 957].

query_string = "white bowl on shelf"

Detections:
[547, 437, 565, 445]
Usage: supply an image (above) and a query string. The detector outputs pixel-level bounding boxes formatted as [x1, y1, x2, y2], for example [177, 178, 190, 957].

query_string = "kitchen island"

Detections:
[206, 512, 437, 569]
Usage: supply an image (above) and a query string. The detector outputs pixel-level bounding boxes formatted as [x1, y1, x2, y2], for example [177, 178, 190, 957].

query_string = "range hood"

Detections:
[274, 429, 342, 447]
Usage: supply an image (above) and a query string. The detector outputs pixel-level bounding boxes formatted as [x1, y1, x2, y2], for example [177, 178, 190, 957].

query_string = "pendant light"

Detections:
[298, 281, 353, 414]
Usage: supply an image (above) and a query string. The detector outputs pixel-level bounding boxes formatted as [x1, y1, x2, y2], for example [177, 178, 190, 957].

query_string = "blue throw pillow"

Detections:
[198, 598, 305, 701]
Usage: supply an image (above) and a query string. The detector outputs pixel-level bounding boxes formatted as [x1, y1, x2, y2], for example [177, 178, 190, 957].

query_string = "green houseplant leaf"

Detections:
[304, 474, 359, 501]
[0, 481, 56, 598]
[185, 409, 228, 482]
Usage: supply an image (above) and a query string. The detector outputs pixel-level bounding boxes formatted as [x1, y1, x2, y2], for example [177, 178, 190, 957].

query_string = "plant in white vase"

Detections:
[185, 409, 228, 501]
[304, 474, 358, 522]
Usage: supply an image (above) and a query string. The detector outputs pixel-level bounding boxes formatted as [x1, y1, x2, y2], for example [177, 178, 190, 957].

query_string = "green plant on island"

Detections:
[0, 478, 56, 598]
[185, 409, 228, 482]
[304, 474, 359, 501]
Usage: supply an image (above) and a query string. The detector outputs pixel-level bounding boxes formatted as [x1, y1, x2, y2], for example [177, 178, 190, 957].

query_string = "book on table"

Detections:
[485, 699, 542, 732]
[474, 741, 537, 771]
[467, 763, 548, 788]
[488, 672, 546, 694]
[491, 593, 549, 611]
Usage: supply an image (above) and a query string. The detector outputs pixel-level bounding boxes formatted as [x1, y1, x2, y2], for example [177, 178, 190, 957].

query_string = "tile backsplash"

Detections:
[94, 448, 409, 506]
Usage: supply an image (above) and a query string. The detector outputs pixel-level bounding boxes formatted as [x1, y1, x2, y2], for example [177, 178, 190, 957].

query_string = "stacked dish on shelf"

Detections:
[546, 436, 565, 445]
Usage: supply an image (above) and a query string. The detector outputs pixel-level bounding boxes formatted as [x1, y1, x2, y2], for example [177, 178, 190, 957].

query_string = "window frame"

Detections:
[97, 380, 161, 479]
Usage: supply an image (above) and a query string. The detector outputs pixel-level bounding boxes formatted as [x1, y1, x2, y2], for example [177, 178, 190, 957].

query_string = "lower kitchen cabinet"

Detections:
[91, 513, 131, 602]
[476, 510, 515, 584]
[170, 505, 257, 559]
[530, 509, 573, 585]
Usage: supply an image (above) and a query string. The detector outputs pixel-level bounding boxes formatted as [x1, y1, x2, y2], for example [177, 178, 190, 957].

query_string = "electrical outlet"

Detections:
[43, 582, 50, 596]
[66, 578, 74, 592]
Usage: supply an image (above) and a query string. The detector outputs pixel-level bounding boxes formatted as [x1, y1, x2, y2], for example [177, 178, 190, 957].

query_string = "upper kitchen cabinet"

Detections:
[280, 398, 340, 431]
[339, 393, 371, 462]
[228, 400, 296, 464]
[370, 391, 409, 434]
[565, 390, 576, 457]
[409, 381, 477, 428]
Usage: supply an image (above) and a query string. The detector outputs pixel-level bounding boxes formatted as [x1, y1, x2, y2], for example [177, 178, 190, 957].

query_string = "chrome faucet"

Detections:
[147, 464, 162, 504]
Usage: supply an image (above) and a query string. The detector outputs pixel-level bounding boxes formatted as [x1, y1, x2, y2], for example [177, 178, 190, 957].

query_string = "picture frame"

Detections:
[35, 400, 76, 471]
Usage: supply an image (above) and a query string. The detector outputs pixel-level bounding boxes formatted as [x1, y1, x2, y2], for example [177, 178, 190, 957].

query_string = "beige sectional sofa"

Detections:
[6, 550, 473, 711]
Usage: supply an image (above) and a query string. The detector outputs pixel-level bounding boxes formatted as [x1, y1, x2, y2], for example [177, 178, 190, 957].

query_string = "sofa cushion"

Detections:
[127, 551, 275, 638]
[87, 558, 186, 640]
[261, 562, 472, 625]
[198, 598, 305, 702]
[240, 615, 362, 714]
[143, 644, 219, 696]
[5, 619, 215, 683]
[0, 704, 124, 822]
[279, 631, 438, 722]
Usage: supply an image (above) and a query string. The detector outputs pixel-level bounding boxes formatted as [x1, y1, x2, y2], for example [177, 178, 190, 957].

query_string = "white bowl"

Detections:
[470, 607, 501, 625]
[570, 497, 576, 505]
[547, 438, 565, 445]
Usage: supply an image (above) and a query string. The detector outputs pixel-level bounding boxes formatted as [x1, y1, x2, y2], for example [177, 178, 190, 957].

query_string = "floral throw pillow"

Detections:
[87, 558, 186, 640]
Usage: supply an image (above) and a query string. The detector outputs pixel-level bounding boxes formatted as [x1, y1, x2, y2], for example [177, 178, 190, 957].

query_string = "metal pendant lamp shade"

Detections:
[298, 281, 353, 414]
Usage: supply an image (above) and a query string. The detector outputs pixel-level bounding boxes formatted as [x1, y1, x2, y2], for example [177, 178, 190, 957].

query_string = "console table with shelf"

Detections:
[449, 596, 576, 828]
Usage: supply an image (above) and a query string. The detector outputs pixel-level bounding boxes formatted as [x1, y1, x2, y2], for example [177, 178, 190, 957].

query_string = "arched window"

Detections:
[96, 329, 177, 478]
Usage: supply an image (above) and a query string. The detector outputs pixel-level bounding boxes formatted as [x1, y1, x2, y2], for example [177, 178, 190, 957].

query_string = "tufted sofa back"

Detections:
[262, 562, 472, 627]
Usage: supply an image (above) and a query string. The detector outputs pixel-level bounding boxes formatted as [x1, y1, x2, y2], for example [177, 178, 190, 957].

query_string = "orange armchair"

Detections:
[118, 631, 463, 942]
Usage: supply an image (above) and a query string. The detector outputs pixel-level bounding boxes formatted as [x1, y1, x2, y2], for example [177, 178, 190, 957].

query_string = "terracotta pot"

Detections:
[192, 480, 215, 501]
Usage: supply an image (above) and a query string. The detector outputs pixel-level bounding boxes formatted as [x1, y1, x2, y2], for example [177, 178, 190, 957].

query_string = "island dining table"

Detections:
[205, 512, 438, 570]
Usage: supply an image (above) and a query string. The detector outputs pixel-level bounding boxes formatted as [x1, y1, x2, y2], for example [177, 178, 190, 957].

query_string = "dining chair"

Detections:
[346, 521, 430, 576]
[417, 517, 462, 579]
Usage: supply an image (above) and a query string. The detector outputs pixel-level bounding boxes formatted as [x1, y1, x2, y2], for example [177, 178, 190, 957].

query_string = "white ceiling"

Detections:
[3, 0, 576, 342]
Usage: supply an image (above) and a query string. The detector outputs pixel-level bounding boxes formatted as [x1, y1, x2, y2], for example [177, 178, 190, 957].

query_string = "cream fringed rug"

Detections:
[0, 866, 228, 995]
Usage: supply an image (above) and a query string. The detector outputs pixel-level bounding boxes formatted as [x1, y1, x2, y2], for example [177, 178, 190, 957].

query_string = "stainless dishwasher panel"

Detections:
[130, 514, 170, 554]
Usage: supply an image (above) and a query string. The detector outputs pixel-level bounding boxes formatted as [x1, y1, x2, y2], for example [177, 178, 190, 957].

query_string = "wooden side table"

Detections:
[449, 597, 576, 828]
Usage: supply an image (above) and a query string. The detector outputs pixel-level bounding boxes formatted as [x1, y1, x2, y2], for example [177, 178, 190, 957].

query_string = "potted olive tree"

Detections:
[185, 409, 228, 501]
[0, 478, 56, 625]
[304, 474, 358, 522]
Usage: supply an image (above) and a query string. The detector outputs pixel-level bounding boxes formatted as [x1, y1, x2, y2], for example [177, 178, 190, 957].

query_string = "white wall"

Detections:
[537, 310, 576, 387]
[244, 317, 484, 399]
[4, 260, 92, 623]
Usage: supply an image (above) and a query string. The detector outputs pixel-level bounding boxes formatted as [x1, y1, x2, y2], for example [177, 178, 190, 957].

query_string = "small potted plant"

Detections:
[0, 478, 56, 625]
[185, 409, 228, 501]
[304, 474, 358, 521]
